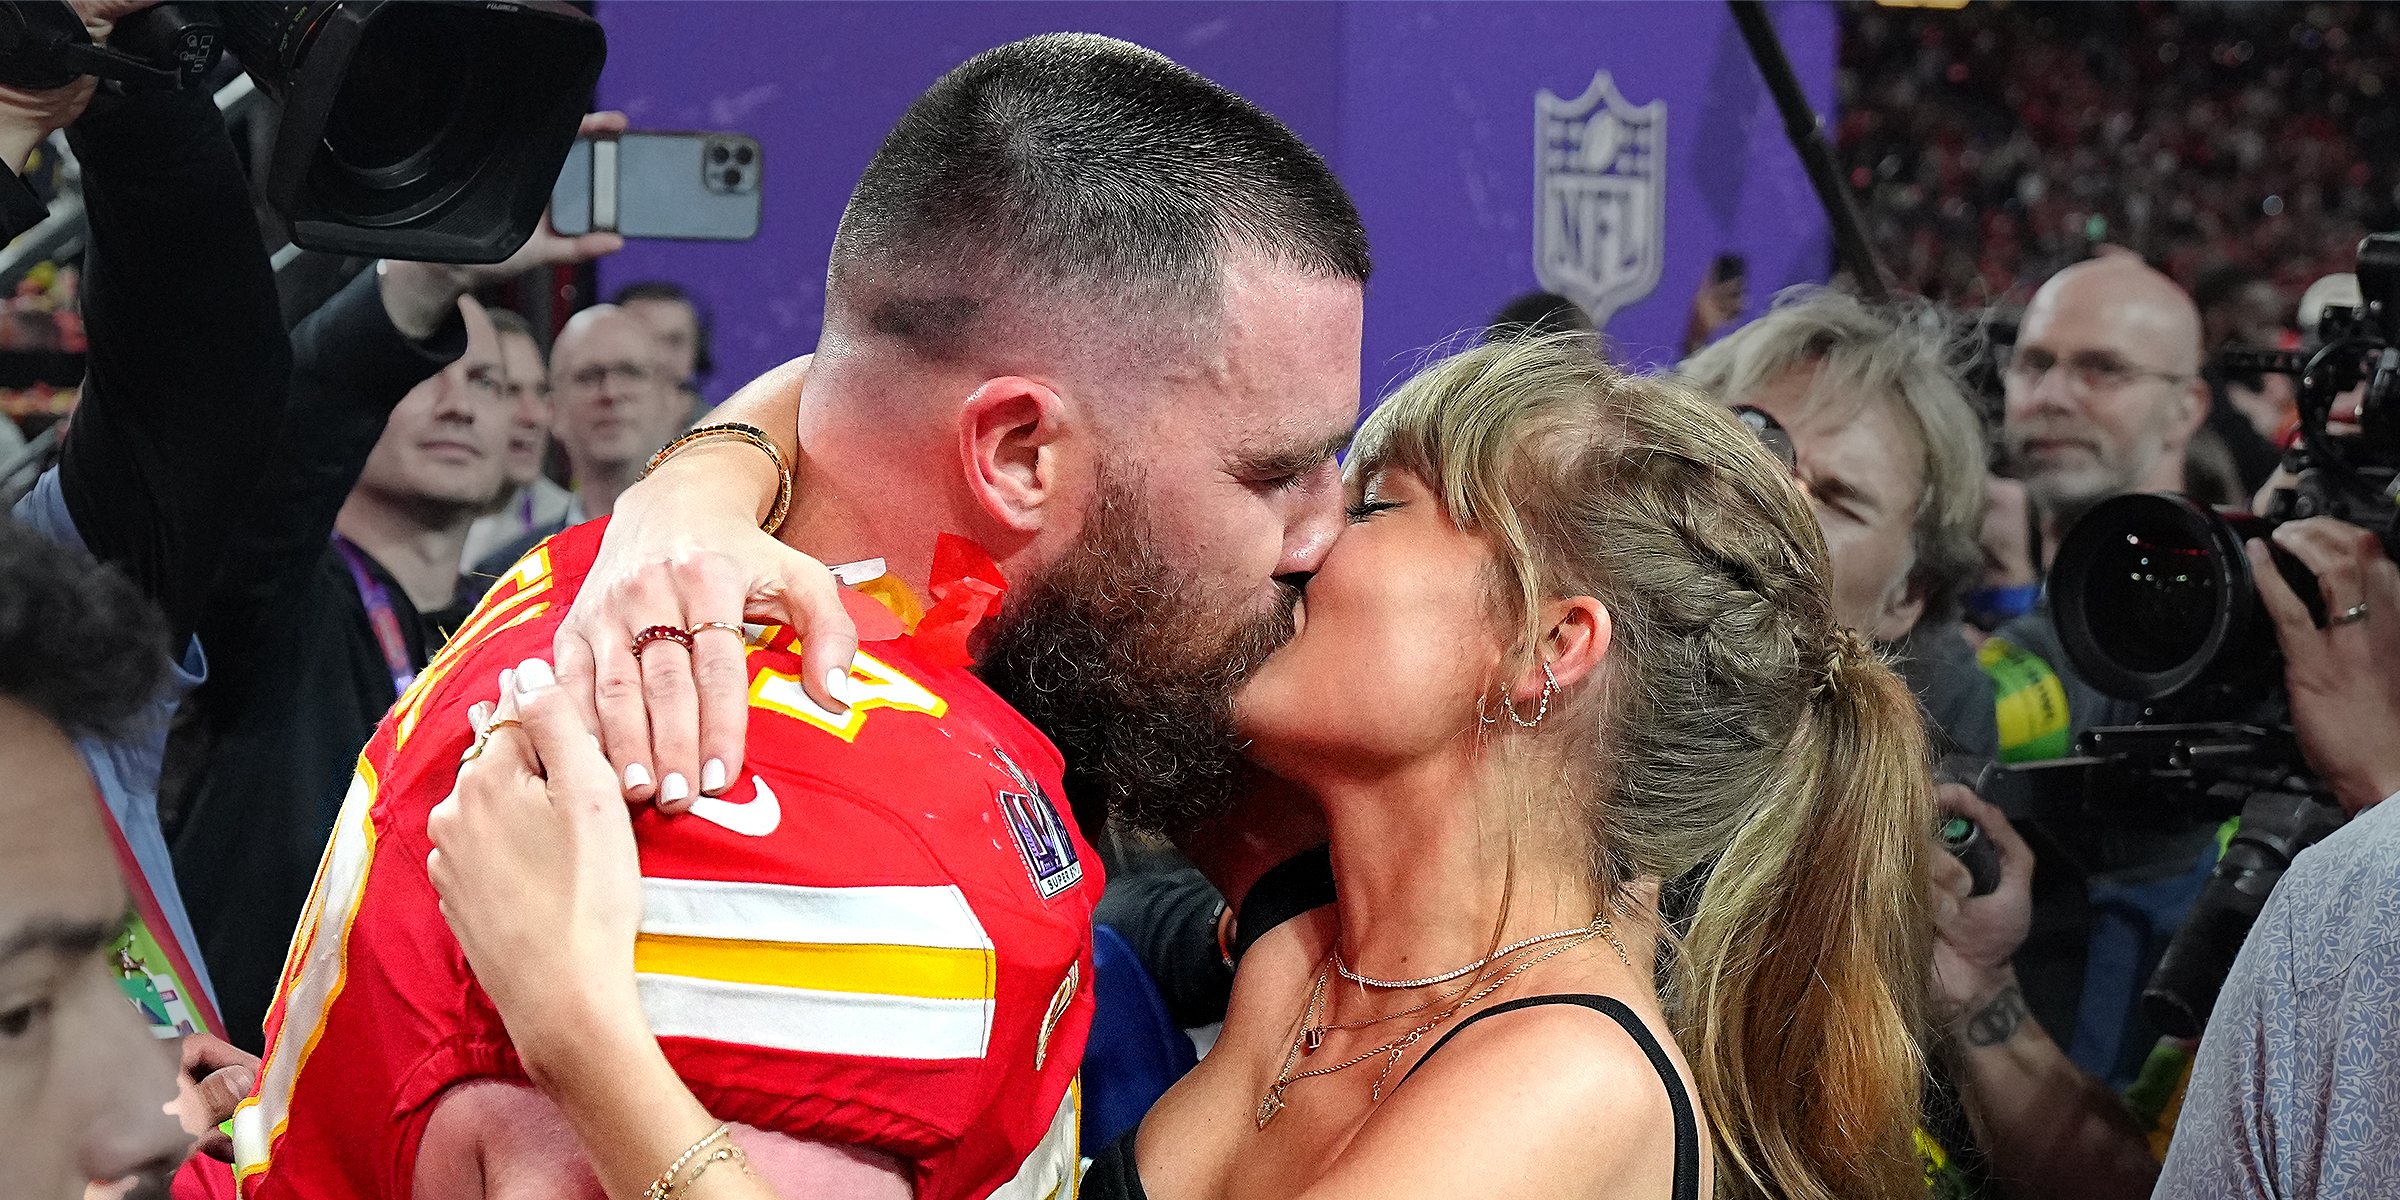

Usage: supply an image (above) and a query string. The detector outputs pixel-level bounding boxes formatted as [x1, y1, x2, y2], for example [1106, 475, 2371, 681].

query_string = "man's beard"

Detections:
[974, 481, 1299, 841]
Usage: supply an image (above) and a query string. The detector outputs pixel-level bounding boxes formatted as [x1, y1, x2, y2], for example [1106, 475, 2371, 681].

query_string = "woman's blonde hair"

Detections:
[1353, 333, 1934, 1200]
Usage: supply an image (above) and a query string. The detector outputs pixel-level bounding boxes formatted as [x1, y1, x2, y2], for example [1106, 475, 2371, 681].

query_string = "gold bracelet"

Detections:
[645, 1124, 731, 1200]
[664, 1143, 752, 1200]
[641, 422, 795, 536]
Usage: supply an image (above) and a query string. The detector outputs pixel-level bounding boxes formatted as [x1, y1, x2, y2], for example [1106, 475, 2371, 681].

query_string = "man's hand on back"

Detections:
[2250, 517, 2400, 815]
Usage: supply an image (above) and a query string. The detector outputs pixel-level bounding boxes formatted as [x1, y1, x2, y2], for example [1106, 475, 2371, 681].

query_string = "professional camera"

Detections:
[2050, 232, 2400, 711]
[2022, 233, 2400, 1038]
[0, 1, 604, 263]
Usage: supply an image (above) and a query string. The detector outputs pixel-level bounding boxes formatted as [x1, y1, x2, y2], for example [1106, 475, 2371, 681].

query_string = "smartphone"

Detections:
[552, 132, 761, 240]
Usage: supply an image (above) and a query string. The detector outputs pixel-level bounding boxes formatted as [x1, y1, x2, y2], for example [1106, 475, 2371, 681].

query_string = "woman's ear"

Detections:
[959, 376, 1071, 533]
[1521, 596, 1612, 700]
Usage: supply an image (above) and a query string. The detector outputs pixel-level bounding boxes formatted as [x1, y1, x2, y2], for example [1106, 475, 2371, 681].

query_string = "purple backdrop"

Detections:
[594, 2, 1837, 406]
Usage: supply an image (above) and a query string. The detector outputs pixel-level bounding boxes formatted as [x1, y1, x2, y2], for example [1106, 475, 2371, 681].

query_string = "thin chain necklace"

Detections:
[1255, 917, 1629, 1129]
[1333, 920, 1614, 990]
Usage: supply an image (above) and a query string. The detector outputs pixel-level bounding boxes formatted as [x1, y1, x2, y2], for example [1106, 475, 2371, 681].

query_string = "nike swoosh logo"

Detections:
[688, 776, 782, 837]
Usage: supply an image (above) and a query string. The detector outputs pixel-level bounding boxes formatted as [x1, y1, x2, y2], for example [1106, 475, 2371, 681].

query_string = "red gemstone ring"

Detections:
[632, 624, 697, 656]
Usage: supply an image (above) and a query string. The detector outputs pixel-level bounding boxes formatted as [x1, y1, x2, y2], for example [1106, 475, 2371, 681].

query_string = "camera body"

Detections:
[2052, 232, 2400, 714]
[0, 0, 605, 263]
[2030, 233, 2400, 1038]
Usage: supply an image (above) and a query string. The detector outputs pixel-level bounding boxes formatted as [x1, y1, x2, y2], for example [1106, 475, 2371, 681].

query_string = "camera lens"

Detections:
[722, 168, 742, 188]
[2051, 492, 2284, 705]
[710, 144, 730, 165]
[734, 145, 754, 165]
[2081, 526, 2218, 673]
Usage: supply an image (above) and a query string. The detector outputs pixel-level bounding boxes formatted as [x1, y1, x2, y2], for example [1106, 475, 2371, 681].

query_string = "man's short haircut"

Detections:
[0, 518, 170, 739]
[609, 281, 710, 377]
[828, 33, 1369, 362]
[1677, 287, 1988, 625]
[484, 306, 539, 351]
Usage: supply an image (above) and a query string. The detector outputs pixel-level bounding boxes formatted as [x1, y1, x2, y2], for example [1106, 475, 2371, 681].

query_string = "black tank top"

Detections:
[1082, 993, 1702, 1200]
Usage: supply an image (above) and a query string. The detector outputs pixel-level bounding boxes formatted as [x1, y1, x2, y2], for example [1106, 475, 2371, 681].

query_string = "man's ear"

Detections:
[2170, 376, 2212, 446]
[960, 376, 1072, 534]
[1520, 596, 1612, 702]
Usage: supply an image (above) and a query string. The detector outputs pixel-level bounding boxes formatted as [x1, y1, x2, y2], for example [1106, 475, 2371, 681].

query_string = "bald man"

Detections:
[1973, 255, 2237, 1114]
[549, 304, 687, 522]
[2003, 255, 2212, 539]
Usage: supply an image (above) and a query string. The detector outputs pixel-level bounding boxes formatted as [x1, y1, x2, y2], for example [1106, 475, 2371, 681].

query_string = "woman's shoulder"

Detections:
[1393, 993, 1691, 1154]
[1324, 994, 1706, 1199]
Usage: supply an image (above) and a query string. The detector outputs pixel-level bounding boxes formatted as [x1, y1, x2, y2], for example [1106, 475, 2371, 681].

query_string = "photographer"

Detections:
[6, 2, 287, 1034]
[1985, 255, 2232, 1092]
[2155, 520, 2400, 1198]
[1676, 288, 1994, 757]
[167, 180, 622, 1050]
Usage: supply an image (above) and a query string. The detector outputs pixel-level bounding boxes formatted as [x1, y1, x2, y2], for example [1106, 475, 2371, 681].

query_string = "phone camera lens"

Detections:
[734, 145, 754, 165]
[722, 168, 743, 188]
[710, 144, 731, 164]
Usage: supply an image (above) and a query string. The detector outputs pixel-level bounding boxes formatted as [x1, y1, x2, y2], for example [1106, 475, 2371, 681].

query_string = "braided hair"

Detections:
[1352, 334, 1933, 1200]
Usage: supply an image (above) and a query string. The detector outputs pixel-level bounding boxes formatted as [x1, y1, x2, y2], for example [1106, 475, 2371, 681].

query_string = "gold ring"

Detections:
[687, 621, 747, 639]
[460, 718, 525, 763]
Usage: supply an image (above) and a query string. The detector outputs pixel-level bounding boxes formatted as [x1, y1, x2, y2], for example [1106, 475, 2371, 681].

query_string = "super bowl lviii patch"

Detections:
[993, 747, 1082, 900]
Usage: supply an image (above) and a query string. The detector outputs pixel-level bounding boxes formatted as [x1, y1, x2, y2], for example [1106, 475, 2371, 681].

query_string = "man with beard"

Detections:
[233, 34, 1364, 1200]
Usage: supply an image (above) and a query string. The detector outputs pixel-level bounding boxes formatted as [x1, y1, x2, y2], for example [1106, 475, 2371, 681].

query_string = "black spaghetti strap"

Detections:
[1402, 995, 1701, 1200]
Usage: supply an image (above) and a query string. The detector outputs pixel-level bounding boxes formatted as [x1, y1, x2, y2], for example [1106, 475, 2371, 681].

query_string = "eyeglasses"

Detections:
[560, 361, 666, 394]
[2005, 348, 2188, 396]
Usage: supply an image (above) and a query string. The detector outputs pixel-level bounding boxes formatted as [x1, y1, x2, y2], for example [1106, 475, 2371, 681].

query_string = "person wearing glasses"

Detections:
[467, 304, 691, 589]
[1946, 252, 2227, 1180]
[550, 304, 693, 524]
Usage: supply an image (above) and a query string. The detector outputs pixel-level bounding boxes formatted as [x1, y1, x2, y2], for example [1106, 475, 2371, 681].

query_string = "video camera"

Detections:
[0, 1, 604, 263]
[2027, 233, 2400, 1038]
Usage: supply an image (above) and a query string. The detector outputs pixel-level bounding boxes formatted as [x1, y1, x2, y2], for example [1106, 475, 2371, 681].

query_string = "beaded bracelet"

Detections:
[642, 422, 794, 535]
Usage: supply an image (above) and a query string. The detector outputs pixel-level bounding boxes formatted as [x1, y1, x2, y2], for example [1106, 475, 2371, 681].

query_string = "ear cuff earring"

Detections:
[1487, 660, 1557, 729]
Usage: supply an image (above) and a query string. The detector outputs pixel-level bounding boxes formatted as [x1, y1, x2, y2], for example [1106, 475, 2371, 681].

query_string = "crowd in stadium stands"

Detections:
[1840, 1, 2400, 303]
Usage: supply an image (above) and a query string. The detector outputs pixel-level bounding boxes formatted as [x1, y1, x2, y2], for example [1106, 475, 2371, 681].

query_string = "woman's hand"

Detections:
[429, 659, 648, 1074]
[553, 356, 873, 813]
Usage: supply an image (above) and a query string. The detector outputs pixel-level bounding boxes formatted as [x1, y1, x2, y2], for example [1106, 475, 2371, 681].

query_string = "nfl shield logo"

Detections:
[1534, 70, 1668, 329]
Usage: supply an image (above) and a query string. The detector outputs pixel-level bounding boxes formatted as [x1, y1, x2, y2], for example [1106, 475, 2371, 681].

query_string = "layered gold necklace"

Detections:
[1253, 915, 1629, 1129]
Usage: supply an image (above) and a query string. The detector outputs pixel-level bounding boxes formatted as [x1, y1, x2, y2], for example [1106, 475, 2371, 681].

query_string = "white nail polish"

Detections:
[825, 668, 854, 707]
[515, 657, 556, 692]
[624, 762, 652, 791]
[702, 758, 727, 793]
[661, 773, 691, 803]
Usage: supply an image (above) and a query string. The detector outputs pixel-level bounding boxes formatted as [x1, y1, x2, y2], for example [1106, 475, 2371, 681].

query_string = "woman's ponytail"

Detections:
[1351, 337, 1939, 1200]
[1681, 632, 1933, 1200]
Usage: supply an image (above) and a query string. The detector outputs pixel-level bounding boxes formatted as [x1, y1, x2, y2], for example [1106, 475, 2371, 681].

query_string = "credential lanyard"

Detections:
[332, 534, 419, 697]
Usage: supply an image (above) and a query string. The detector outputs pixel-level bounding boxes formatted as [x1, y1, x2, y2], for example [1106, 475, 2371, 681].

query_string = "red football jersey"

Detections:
[232, 522, 1098, 1200]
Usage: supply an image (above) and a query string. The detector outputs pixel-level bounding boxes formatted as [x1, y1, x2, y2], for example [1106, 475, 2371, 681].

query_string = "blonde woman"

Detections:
[437, 335, 1933, 1200]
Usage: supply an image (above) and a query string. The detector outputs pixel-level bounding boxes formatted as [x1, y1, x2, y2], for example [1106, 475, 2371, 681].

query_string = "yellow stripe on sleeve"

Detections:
[633, 934, 996, 1001]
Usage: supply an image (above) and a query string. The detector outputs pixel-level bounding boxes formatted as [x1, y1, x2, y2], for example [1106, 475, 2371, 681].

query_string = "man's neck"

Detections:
[771, 444, 999, 602]
[573, 459, 642, 520]
[335, 491, 474, 612]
